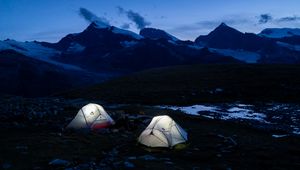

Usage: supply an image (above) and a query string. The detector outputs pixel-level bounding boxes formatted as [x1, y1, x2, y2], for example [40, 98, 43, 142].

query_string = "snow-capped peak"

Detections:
[139, 28, 179, 41]
[91, 21, 110, 29]
[111, 27, 143, 40]
[259, 28, 300, 38]
[87, 22, 143, 40]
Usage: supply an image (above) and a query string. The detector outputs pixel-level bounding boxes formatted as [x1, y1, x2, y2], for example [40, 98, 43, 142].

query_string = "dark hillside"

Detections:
[63, 64, 300, 105]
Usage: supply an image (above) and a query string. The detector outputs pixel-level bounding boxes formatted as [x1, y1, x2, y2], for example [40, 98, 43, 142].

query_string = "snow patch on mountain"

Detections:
[276, 41, 300, 51]
[66, 42, 86, 53]
[187, 44, 203, 50]
[167, 40, 178, 45]
[259, 28, 300, 38]
[90, 22, 142, 40]
[140, 28, 179, 41]
[111, 27, 143, 40]
[0, 40, 59, 57]
[210, 48, 260, 63]
[0, 40, 82, 70]
[91, 20, 110, 29]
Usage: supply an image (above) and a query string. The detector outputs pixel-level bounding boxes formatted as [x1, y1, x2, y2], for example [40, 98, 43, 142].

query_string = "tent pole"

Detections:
[81, 109, 89, 128]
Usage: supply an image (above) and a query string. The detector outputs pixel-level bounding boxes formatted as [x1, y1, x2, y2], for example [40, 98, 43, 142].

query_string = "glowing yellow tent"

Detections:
[138, 115, 188, 148]
[67, 103, 114, 130]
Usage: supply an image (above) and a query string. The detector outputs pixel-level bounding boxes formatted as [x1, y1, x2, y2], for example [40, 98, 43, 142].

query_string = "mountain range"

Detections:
[1, 22, 300, 96]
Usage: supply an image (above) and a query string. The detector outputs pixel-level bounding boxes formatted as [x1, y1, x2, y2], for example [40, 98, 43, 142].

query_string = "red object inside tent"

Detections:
[91, 122, 113, 130]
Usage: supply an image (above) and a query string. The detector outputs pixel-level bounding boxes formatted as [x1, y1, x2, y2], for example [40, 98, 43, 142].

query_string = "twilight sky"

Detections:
[1, 0, 300, 42]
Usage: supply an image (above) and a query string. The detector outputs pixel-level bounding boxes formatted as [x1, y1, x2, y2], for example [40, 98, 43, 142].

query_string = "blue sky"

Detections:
[1, 0, 300, 42]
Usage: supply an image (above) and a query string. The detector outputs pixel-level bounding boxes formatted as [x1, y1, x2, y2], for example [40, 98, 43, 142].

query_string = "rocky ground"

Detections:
[0, 96, 300, 169]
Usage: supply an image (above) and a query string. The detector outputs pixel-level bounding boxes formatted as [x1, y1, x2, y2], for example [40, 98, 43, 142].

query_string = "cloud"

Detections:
[258, 14, 273, 24]
[172, 17, 251, 34]
[117, 6, 151, 29]
[278, 15, 300, 22]
[256, 13, 300, 24]
[196, 18, 250, 29]
[79, 8, 109, 25]
[120, 23, 130, 29]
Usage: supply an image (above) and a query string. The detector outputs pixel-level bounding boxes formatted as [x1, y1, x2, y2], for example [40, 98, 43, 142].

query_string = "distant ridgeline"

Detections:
[1, 22, 300, 97]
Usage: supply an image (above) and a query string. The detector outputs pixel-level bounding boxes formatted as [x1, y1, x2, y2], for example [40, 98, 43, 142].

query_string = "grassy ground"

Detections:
[1, 106, 300, 169]
[3, 64, 300, 169]
[63, 64, 300, 105]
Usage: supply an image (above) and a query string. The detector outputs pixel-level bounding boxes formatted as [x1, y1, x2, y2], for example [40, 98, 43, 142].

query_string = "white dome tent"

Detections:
[138, 115, 188, 148]
[67, 103, 115, 130]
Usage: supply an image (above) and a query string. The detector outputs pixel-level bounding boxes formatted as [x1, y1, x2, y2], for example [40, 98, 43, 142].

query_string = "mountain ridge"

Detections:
[1, 22, 300, 96]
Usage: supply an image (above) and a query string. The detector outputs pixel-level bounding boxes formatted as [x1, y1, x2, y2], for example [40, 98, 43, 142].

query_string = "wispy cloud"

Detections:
[117, 6, 151, 29]
[79, 7, 109, 25]
[258, 14, 273, 24]
[257, 13, 300, 24]
[277, 15, 300, 22]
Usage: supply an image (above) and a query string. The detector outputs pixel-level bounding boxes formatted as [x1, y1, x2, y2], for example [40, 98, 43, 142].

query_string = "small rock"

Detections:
[159, 158, 171, 161]
[139, 155, 157, 161]
[16, 145, 28, 151]
[121, 134, 129, 138]
[48, 159, 70, 167]
[124, 161, 135, 168]
[77, 163, 90, 169]
[113, 161, 122, 168]
[193, 147, 200, 151]
[165, 161, 174, 165]
[112, 129, 119, 133]
[127, 156, 137, 160]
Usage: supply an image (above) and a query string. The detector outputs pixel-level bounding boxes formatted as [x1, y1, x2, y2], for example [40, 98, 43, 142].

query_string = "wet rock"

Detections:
[112, 129, 119, 133]
[138, 155, 157, 161]
[165, 161, 174, 165]
[124, 161, 135, 168]
[112, 161, 122, 168]
[48, 159, 70, 167]
[193, 147, 200, 151]
[121, 134, 129, 138]
[127, 156, 137, 160]
[15, 145, 28, 151]
[76, 163, 90, 169]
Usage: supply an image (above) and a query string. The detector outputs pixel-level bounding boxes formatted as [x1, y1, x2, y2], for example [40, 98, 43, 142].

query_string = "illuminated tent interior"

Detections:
[138, 115, 188, 148]
[66, 103, 115, 130]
